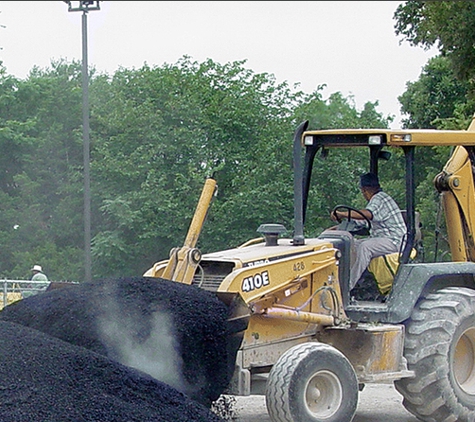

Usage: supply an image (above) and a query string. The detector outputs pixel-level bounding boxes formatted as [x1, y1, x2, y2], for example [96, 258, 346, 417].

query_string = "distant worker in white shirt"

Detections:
[30, 264, 49, 291]
[31, 265, 48, 282]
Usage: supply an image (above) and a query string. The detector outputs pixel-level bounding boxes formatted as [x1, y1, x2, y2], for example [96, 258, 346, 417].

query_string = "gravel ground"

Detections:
[0, 277, 241, 421]
[232, 384, 420, 421]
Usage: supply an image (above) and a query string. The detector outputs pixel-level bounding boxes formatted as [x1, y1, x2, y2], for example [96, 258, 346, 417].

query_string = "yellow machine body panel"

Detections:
[204, 239, 345, 347]
[184, 236, 352, 374]
[320, 324, 409, 383]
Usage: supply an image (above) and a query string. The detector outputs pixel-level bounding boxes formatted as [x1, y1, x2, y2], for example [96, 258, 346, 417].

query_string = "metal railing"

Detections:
[0, 279, 51, 309]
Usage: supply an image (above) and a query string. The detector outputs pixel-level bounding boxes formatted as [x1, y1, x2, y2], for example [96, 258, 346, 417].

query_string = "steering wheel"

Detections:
[331, 205, 372, 234]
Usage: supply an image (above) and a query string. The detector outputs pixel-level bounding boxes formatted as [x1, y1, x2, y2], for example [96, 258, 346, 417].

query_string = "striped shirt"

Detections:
[365, 191, 406, 248]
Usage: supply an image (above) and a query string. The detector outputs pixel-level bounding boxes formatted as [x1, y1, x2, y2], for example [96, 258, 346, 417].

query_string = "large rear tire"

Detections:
[395, 287, 475, 422]
[266, 342, 358, 422]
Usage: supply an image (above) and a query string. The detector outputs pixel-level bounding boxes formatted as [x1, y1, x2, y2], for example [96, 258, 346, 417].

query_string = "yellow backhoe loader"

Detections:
[145, 116, 475, 422]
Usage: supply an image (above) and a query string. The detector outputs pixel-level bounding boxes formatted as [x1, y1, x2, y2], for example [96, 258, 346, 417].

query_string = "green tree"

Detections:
[88, 57, 394, 278]
[0, 60, 85, 280]
[399, 56, 472, 129]
[393, 2, 475, 260]
[0, 56, 396, 281]
[89, 58, 301, 277]
[394, 1, 475, 82]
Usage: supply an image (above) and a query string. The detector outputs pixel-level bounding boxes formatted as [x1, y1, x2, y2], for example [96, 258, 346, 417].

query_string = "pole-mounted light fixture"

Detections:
[63, 1, 101, 13]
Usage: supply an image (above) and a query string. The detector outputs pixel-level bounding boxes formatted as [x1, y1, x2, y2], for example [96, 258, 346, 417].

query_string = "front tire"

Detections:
[266, 342, 358, 422]
[395, 287, 475, 422]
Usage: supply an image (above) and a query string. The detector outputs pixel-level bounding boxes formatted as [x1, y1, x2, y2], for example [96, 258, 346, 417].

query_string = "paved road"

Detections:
[233, 383, 419, 421]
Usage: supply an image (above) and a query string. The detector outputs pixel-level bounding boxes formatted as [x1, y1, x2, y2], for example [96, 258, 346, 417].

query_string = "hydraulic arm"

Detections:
[150, 177, 217, 284]
[434, 146, 475, 261]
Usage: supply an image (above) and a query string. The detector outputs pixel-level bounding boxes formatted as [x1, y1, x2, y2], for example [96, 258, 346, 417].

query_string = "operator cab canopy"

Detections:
[297, 126, 475, 268]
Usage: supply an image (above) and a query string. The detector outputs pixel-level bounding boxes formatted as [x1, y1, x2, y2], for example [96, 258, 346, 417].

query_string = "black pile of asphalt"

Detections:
[0, 277, 238, 421]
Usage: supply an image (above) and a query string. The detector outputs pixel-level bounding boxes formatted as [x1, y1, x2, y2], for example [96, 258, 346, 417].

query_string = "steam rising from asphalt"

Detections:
[97, 298, 186, 393]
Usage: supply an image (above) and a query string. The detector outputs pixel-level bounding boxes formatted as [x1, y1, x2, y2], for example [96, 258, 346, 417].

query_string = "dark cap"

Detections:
[359, 172, 380, 188]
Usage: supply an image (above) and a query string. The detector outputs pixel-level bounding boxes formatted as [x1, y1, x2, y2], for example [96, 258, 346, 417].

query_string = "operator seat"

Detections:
[367, 211, 422, 295]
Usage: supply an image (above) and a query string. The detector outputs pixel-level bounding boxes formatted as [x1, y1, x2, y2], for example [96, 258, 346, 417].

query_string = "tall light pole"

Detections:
[63, 1, 100, 282]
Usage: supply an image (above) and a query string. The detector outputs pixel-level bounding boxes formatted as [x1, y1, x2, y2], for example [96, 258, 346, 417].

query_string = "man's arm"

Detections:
[331, 208, 373, 222]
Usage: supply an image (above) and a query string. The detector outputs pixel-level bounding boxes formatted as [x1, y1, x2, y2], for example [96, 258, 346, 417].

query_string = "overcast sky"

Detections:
[0, 1, 437, 127]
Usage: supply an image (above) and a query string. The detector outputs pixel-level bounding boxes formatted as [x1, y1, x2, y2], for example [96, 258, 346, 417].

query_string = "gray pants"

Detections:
[350, 237, 399, 289]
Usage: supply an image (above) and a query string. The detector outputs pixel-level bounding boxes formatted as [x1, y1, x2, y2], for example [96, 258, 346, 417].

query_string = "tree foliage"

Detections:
[394, 1, 475, 82]
[0, 56, 393, 281]
[399, 56, 472, 129]
[0, 60, 85, 280]
[393, 2, 475, 260]
[0, 50, 467, 281]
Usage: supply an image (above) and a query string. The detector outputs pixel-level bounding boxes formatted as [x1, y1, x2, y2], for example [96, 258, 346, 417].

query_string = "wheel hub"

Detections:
[305, 370, 343, 418]
[454, 327, 475, 394]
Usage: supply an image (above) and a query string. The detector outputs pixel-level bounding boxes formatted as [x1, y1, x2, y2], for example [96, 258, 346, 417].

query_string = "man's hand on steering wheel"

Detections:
[330, 205, 372, 234]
